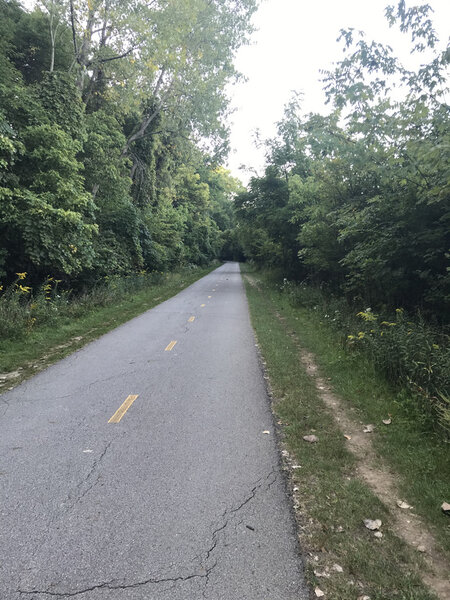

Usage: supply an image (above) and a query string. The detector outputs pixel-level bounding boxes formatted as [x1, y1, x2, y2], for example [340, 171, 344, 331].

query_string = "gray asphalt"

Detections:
[0, 263, 307, 599]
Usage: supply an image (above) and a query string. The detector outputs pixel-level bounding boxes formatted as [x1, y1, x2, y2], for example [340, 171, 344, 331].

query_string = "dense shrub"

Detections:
[283, 279, 450, 434]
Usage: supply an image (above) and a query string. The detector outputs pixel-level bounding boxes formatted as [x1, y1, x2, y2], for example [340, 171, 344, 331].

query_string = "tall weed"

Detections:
[282, 280, 450, 434]
[0, 270, 172, 341]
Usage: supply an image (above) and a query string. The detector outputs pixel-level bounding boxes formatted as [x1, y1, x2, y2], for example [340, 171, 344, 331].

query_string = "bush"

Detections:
[0, 270, 169, 341]
[283, 281, 450, 434]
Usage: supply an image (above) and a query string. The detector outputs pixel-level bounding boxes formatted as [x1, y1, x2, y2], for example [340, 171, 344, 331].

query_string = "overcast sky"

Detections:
[226, 0, 450, 182]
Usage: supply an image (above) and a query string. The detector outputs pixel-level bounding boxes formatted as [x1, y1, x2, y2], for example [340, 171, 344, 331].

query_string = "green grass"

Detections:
[243, 269, 445, 600]
[260, 278, 450, 557]
[0, 266, 215, 390]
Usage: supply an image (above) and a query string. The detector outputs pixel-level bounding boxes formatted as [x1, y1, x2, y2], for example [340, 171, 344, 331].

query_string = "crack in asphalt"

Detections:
[50, 369, 143, 403]
[17, 572, 205, 598]
[18, 468, 279, 599]
[63, 440, 113, 512]
[14, 440, 114, 598]
[201, 467, 278, 598]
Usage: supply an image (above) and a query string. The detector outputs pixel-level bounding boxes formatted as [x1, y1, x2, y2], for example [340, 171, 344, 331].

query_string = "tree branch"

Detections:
[86, 46, 135, 67]
[69, 0, 78, 60]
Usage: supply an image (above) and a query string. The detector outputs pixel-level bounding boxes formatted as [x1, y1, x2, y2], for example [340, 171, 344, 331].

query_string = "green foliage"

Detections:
[1, 122, 97, 278]
[236, 3, 450, 319]
[235, 3, 450, 434]
[284, 279, 450, 433]
[37, 72, 85, 138]
[0, 0, 249, 292]
[235, 167, 302, 273]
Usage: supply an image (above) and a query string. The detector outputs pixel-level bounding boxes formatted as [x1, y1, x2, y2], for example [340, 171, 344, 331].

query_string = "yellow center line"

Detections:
[188, 316, 195, 322]
[208, 295, 212, 298]
[108, 395, 139, 423]
[201, 303, 206, 307]
[165, 340, 177, 351]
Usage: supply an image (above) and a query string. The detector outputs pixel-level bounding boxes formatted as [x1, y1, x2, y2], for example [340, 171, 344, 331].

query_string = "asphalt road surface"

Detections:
[0, 263, 307, 599]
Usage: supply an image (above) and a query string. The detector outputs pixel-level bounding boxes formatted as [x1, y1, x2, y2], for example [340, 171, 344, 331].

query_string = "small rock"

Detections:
[292, 465, 302, 469]
[363, 519, 382, 531]
[313, 570, 330, 578]
[417, 545, 426, 553]
[363, 424, 375, 433]
[357, 596, 371, 600]
[344, 434, 352, 440]
[382, 418, 392, 425]
[303, 435, 319, 443]
[441, 502, 450, 515]
[293, 486, 299, 492]
[397, 500, 412, 509]
[374, 531, 383, 539]
[314, 588, 325, 598]
[336, 526, 344, 533]
[332, 564, 343, 573]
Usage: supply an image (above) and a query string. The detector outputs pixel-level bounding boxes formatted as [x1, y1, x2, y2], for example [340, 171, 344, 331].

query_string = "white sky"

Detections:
[226, 0, 450, 182]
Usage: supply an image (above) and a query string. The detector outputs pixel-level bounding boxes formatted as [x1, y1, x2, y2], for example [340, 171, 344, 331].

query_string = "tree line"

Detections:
[0, 0, 254, 289]
[235, 1, 449, 321]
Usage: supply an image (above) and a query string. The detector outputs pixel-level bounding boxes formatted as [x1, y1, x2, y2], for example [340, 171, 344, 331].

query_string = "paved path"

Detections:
[0, 263, 307, 599]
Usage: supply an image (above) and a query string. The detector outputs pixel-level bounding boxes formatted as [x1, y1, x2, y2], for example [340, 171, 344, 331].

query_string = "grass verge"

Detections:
[243, 268, 449, 600]
[0, 266, 215, 391]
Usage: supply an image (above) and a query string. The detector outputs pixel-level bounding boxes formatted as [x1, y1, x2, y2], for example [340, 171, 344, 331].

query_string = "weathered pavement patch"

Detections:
[1, 263, 307, 599]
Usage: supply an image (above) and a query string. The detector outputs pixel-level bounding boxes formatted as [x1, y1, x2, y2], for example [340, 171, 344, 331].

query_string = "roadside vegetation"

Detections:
[235, 2, 450, 435]
[243, 268, 449, 600]
[0, 264, 216, 389]
[0, 0, 250, 300]
[235, 4, 449, 596]
[280, 278, 450, 435]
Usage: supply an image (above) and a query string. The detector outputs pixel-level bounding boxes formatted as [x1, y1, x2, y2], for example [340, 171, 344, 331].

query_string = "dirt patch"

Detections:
[0, 369, 23, 382]
[245, 274, 450, 600]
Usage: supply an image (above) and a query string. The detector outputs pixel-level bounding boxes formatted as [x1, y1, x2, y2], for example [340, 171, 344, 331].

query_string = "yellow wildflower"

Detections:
[432, 344, 439, 350]
[357, 310, 376, 322]
[358, 331, 365, 339]
[16, 272, 27, 280]
[18, 285, 32, 294]
[395, 308, 404, 314]
[347, 335, 355, 340]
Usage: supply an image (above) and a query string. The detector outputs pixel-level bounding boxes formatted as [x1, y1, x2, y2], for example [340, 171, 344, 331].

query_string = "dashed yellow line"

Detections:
[208, 295, 212, 298]
[165, 340, 177, 351]
[188, 316, 195, 322]
[201, 303, 206, 307]
[108, 395, 139, 423]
